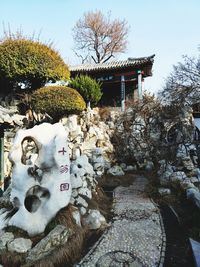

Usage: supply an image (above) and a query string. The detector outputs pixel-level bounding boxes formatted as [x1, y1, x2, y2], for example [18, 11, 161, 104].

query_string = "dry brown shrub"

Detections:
[98, 106, 111, 121]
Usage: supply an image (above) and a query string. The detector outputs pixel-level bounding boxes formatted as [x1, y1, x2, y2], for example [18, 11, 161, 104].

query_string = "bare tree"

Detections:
[160, 52, 200, 105]
[72, 10, 129, 63]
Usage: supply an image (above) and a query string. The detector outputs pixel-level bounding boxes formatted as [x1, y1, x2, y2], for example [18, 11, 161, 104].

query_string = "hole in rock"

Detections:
[24, 185, 50, 213]
[21, 137, 39, 165]
[24, 195, 41, 213]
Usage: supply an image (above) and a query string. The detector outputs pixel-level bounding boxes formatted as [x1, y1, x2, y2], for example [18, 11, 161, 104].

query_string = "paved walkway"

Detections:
[76, 176, 165, 267]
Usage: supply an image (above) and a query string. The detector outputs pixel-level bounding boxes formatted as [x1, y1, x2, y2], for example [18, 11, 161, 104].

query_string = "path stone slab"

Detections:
[76, 176, 164, 267]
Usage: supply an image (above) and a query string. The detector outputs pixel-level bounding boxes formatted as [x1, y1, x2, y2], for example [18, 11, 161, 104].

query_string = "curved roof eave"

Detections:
[69, 54, 155, 73]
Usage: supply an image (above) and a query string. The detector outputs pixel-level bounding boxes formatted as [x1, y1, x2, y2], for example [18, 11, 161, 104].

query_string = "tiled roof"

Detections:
[69, 54, 155, 73]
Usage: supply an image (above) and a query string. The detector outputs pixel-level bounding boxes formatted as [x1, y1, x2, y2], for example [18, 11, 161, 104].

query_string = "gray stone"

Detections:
[93, 162, 104, 171]
[72, 210, 81, 226]
[72, 189, 78, 198]
[170, 171, 187, 182]
[145, 161, 154, 171]
[150, 132, 161, 141]
[78, 187, 92, 199]
[27, 225, 72, 262]
[158, 188, 171, 196]
[91, 149, 105, 164]
[190, 176, 199, 183]
[104, 161, 111, 170]
[176, 144, 188, 158]
[0, 232, 14, 250]
[159, 171, 172, 186]
[107, 165, 125, 176]
[66, 115, 78, 132]
[79, 207, 87, 215]
[75, 196, 88, 208]
[187, 188, 200, 209]
[96, 170, 103, 176]
[180, 181, 195, 190]
[190, 238, 200, 267]
[120, 163, 127, 170]
[181, 156, 194, 171]
[83, 209, 106, 230]
[125, 165, 137, 172]
[82, 180, 88, 188]
[8, 238, 32, 253]
[71, 147, 81, 160]
[70, 196, 75, 204]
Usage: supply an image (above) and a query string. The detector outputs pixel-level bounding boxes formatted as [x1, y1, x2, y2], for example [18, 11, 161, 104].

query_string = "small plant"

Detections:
[31, 86, 86, 120]
[70, 75, 102, 106]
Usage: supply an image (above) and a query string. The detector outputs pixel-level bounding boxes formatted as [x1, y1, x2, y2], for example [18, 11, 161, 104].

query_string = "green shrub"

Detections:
[0, 35, 70, 93]
[31, 86, 86, 120]
[70, 75, 102, 106]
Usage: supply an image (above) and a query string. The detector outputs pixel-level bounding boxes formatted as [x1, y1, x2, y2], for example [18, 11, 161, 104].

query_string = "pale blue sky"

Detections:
[0, 0, 200, 93]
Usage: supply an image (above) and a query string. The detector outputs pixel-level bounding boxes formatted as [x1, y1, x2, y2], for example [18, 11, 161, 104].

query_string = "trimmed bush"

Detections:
[70, 75, 102, 106]
[31, 86, 86, 119]
[0, 36, 70, 93]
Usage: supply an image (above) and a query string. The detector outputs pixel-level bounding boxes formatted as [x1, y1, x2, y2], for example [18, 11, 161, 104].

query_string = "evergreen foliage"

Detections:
[70, 75, 102, 106]
[0, 35, 70, 94]
[31, 86, 86, 119]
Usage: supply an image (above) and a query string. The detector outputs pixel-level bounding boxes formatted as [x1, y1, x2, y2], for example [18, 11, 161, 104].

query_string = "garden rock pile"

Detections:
[0, 122, 107, 266]
[157, 110, 200, 208]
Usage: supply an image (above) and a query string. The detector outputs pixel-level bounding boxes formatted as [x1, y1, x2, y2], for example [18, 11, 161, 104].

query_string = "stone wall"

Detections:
[3, 103, 200, 209]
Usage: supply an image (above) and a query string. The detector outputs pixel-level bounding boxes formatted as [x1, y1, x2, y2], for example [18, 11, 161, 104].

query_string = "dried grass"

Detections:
[0, 250, 26, 267]
[0, 189, 113, 267]
[98, 106, 111, 121]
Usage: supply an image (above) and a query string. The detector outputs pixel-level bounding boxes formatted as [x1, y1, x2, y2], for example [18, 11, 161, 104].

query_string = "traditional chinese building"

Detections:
[70, 54, 155, 109]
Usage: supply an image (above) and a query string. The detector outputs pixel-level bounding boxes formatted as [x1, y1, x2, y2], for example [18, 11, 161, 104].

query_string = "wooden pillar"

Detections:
[121, 75, 125, 112]
[137, 70, 143, 100]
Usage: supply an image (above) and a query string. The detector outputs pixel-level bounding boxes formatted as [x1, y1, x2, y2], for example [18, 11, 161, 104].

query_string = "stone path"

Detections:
[75, 176, 165, 267]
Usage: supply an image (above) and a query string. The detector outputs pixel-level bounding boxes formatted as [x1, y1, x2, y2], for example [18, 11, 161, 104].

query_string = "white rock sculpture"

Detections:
[0, 123, 71, 236]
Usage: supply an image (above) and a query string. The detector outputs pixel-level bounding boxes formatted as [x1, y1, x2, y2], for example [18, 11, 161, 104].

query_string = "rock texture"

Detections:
[27, 225, 72, 263]
[7, 238, 32, 253]
[83, 209, 106, 230]
[0, 231, 14, 250]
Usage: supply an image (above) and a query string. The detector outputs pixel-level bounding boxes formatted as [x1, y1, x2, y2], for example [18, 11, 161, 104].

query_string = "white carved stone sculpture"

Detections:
[0, 123, 71, 236]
